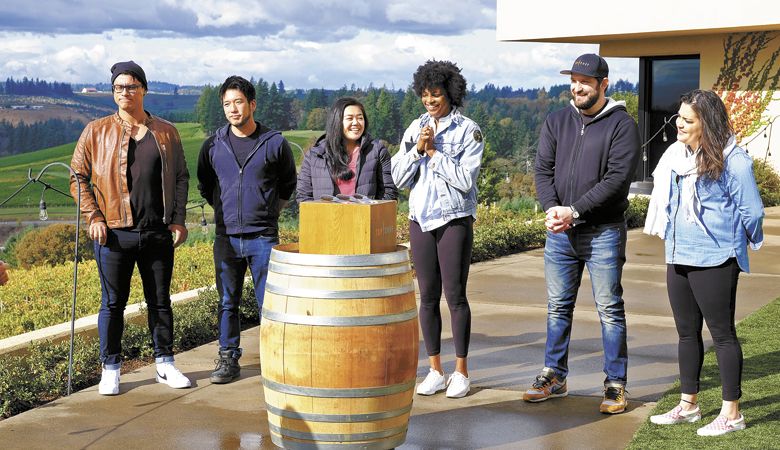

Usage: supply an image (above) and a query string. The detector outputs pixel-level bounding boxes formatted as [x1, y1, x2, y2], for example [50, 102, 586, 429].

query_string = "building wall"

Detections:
[601, 32, 780, 173]
[496, 0, 780, 43]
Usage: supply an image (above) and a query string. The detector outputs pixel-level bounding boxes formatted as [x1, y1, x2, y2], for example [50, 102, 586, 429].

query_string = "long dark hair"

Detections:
[680, 89, 734, 180]
[325, 97, 368, 181]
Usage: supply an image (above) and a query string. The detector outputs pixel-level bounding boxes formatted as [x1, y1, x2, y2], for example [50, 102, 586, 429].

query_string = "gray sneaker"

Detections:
[523, 367, 568, 402]
[210, 349, 241, 384]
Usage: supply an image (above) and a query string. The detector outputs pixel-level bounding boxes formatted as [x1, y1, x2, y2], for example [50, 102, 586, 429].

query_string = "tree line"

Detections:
[0, 118, 85, 156]
[1, 78, 73, 97]
[0, 74, 637, 203]
[193, 78, 637, 203]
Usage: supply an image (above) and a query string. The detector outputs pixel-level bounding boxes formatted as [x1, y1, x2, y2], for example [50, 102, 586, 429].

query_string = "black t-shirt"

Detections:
[228, 126, 262, 167]
[581, 101, 609, 126]
[127, 131, 165, 230]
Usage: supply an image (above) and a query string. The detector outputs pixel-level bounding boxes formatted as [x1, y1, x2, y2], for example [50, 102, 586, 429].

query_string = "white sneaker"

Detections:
[156, 362, 191, 389]
[650, 405, 701, 425]
[98, 367, 120, 395]
[445, 371, 470, 398]
[697, 414, 746, 436]
[416, 368, 446, 395]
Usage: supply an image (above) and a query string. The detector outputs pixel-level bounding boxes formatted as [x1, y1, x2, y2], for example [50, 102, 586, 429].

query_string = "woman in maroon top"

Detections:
[297, 97, 397, 202]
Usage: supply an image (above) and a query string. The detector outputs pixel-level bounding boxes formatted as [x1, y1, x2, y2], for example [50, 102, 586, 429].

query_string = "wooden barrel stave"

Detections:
[260, 244, 418, 449]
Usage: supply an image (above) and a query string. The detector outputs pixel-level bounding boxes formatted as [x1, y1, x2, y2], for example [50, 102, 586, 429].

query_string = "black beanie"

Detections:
[110, 60, 148, 90]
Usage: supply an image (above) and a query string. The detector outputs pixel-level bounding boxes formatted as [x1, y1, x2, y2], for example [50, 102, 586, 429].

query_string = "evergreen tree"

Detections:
[196, 85, 224, 134]
[255, 79, 270, 124]
[277, 80, 295, 130]
[477, 141, 502, 205]
[303, 88, 328, 111]
[265, 82, 285, 130]
[399, 88, 423, 130]
[363, 89, 379, 137]
[373, 89, 399, 142]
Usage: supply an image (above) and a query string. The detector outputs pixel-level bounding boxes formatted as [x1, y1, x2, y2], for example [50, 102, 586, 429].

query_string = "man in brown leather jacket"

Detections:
[70, 61, 191, 395]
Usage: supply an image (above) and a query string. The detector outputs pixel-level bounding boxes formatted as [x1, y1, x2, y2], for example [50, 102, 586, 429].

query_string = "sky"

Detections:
[0, 0, 638, 91]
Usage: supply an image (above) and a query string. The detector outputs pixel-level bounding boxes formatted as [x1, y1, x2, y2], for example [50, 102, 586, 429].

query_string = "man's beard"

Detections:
[232, 116, 250, 128]
[575, 91, 601, 111]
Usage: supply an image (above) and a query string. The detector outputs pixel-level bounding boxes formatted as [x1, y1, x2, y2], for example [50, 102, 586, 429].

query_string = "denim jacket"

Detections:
[391, 110, 484, 232]
[665, 142, 764, 272]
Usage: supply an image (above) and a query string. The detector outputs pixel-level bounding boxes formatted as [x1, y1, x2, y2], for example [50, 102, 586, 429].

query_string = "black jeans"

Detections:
[409, 217, 473, 358]
[94, 228, 175, 367]
[667, 259, 742, 401]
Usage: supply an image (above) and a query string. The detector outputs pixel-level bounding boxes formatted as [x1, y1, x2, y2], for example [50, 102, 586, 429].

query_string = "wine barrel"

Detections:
[260, 243, 419, 449]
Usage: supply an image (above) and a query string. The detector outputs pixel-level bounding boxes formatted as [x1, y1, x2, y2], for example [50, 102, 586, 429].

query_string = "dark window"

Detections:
[633, 56, 700, 191]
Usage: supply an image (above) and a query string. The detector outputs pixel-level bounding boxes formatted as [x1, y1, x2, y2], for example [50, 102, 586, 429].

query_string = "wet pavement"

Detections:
[1, 207, 779, 449]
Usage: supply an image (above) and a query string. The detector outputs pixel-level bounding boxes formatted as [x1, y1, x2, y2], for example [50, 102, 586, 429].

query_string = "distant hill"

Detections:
[0, 124, 318, 219]
[73, 92, 199, 119]
[0, 94, 111, 125]
[0, 93, 200, 156]
[72, 81, 204, 95]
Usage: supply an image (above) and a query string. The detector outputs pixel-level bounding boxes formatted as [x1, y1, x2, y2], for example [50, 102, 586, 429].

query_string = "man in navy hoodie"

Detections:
[524, 54, 640, 414]
[197, 75, 297, 384]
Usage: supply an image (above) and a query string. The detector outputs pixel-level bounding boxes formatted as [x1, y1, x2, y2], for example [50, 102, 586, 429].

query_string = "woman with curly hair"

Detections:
[392, 60, 484, 398]
[297, 97, 397, 202]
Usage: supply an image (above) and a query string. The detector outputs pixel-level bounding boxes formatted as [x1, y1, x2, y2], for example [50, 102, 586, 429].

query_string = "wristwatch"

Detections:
[570, 205, 579, 219]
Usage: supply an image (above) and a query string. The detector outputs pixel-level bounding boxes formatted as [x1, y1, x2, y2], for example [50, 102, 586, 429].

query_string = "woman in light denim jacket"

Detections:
[392, 60, 484, 399]
[644, 90, 764, 437]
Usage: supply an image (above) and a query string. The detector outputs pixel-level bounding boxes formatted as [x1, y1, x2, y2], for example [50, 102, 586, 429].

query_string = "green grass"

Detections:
[628, 297, 780, 449]
[0, 124, 321, 219]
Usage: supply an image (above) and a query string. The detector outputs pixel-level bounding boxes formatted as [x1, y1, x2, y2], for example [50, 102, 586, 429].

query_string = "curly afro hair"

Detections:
[412, 60, 468, 108]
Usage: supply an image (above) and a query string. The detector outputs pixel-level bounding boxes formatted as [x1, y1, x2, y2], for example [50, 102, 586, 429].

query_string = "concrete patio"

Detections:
[1, 206, 778, 449]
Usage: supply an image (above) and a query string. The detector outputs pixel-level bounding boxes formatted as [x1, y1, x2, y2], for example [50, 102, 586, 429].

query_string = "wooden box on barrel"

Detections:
[260, 199, 419, 449]
[298, 199, 397, 255]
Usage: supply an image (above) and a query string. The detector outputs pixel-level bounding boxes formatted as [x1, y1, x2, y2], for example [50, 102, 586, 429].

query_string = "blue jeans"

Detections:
[214, 233, 277, 351]
[94, 228, 175, 368]
[543, 222, 628, 385]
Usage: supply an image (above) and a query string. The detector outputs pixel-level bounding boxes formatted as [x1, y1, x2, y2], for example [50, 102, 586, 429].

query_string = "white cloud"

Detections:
[165, 0, 274, 28]
[393, 35, 452, 60]
[0, 15, 637, 91]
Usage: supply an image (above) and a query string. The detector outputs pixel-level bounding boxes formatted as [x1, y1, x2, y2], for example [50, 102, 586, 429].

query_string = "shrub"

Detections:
[0, 285, 260, 419]
[497, 195, 541, 213]
[396, 213, 410, 244]
[0, 225, 34, 266]
[182, 224, 216, 247]
[0, 243, 216, 339]
[472, 204, 546, 262]
[625, 195, 650, 228]
[753, 160, 780, 207]
[14, 223, 93, 269]
[0, 337, 98, 418]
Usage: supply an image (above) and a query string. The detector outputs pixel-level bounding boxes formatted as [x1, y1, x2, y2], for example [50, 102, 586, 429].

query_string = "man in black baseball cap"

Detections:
[524, 51, 639, 415]
[560, 53, 609, 78]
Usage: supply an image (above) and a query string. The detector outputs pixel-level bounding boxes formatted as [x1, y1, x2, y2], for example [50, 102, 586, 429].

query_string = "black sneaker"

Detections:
[210, 349, 241, 384]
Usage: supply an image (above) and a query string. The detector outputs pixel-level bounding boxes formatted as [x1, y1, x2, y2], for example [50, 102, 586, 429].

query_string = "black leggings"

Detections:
[667, 259, 742, 401]
[409, 217, 473, 358]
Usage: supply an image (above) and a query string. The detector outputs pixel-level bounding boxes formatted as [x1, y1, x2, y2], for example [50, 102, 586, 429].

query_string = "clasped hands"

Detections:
[545, 206, 576, 233]
[416, 125, 437, 158]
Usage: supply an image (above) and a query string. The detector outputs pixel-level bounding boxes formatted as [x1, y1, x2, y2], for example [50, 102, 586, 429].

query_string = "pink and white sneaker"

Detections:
[696, 414, 746, 436]
[650, 405, 701, 425]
